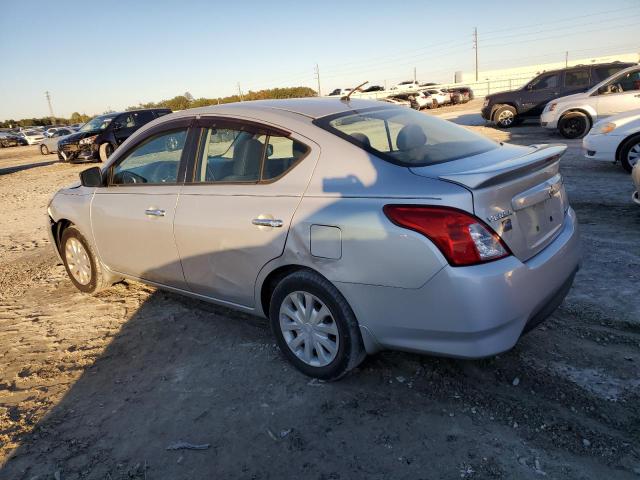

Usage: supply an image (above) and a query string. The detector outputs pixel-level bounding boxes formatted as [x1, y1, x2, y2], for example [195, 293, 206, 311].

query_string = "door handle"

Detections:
[252, 218, 283, 228]
[145, 208, 166, 217]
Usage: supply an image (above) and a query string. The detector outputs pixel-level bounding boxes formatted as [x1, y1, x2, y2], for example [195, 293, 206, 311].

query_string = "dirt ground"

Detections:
[1, 103, 639, 480]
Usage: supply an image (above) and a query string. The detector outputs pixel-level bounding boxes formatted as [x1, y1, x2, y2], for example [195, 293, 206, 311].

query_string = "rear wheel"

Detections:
[493, 105, 517, 128]
[98, 142, 114, 162]
[60, 226, 110, 294]
[40, 144, 49, 155]
[619, 134, 640, 173]
[269, 270, 365, 380]
[558, 112, 591, 139]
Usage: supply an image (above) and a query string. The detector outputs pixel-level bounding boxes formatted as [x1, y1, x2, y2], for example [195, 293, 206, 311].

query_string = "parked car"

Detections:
[362, 85, 385, 93]
[541, 64, 640, 139]
[582, 109, 640, 172]
[390, 80, 420, 91]
[0, 133, 26, 147]
[389, 92, 433, 110]
[424, 89, 448, 107]
[18, 129, 46, 145]
[482, 62, 636, 128]
[328, 88, 352, 96]
[39, 127, 75, 155]
[449, 86, 474, 102]
[57, 108, 171, 162]
[48, 98, 580, 380]
[632, 161, 640, 205]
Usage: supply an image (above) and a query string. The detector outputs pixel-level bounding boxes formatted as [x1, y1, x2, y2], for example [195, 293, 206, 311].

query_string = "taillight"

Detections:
[383, 205, 510, 266]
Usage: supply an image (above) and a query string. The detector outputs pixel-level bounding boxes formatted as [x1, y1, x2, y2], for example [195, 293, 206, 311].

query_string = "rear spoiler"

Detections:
[437, 144, 567, 189]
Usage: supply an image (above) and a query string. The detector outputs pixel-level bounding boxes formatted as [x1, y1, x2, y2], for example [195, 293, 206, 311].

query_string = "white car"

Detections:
[425, 89, 448, 107]
[390, 80, 420, 91]
[328, 88, 352, 97]
[18, 129, 45, 145]
[583, 109, 640, 172]
[541, 64, 640, 139]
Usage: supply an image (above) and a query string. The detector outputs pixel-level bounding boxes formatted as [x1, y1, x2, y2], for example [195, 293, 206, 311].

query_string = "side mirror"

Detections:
[597, 85, 608, 95]
[80, 167, 103, 187]
[266, 144, 274, 157]
[526, 84, 533, 91]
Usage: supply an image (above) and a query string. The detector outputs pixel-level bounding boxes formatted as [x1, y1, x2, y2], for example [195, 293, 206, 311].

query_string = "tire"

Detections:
[40, 144, 49, 155]
[98, 142, 114, 162]
[493, 105, 518, 128]
[558, 112, 591, 139]
[269, 270, 366, 381]
[60, 226, 110, 294]
[618, 134, 640, 173]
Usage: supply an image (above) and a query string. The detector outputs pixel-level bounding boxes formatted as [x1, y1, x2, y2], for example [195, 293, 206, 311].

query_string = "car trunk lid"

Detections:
[410, 143, 568, 261]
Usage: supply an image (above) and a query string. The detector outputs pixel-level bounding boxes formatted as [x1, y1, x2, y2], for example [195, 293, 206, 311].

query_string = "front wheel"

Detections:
[40, 144, 49, 155]
[60, 226, 110, 294]
[619, 134, 640, 173]
[494, 105, 517, 128]
[270, 270, 365, 380]
[98, 142, 114, 162]
[558, 112, 591, 139]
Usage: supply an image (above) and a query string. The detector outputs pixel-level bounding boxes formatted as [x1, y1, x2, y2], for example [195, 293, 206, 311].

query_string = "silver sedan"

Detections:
[47, 98, 580, 380]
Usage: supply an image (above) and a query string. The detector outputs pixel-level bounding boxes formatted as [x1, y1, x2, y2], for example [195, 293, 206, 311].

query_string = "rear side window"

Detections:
[314, 107, 498, 167]
[194, 127, 308, 183]
[564, 69, 590, 88]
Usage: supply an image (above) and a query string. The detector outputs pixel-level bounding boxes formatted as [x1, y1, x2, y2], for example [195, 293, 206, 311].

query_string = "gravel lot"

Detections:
[1, 101, 639, 479]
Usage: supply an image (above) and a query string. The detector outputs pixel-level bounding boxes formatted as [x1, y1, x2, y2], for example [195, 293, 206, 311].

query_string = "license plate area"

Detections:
[517, 194, 565, 249]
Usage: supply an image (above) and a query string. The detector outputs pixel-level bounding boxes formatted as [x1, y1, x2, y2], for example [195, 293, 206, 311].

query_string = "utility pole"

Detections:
[314, 64, 322, 96]
[473, 28, 479, 82]
[237, 82, 244, 102]
[565, 51, 569, 67]
[45, 91, 55, 123]
[413, 67, 417, 84]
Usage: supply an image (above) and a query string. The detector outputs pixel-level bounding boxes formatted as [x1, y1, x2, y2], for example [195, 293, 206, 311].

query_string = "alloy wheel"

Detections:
[65, 238, 92, 285]
[497, 110, 514, 126]
[279, 291, 339, 367]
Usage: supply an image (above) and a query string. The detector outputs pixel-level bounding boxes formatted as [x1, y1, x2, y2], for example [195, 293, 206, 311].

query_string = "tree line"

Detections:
[1, 86, 317, 129]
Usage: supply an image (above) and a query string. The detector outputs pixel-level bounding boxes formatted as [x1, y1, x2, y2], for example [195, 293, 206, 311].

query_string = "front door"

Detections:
[520, 71, 562, 116]
[596, 68, 640, 117]
[173, 119, 317, 308]
[91, 125, 191, 288]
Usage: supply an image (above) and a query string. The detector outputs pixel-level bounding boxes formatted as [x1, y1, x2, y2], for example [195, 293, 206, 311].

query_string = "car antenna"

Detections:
[341, 81, 369, 102]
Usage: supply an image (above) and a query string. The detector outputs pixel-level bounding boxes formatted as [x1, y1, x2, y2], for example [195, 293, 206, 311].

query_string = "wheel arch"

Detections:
[615, 132, 640, 163]
[558, 107, 595, 125]
[258, 263, 313, 319]
[50, 218, 73, 254]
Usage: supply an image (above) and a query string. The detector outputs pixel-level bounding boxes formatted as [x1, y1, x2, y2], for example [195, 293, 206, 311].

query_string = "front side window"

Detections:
[314, 107, 497, 166]
[80, 114, 116, 132]
[608, 70, 640, 93]
[595, 66, 627, 81]
[111, 129, 187, 185]
[564, 69, 589, 88]
[530, 73, 559, 90]
[194, 126, 307, 183]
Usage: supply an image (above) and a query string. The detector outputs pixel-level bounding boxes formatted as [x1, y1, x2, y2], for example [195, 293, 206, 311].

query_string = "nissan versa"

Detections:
[47, 98, 580, 380]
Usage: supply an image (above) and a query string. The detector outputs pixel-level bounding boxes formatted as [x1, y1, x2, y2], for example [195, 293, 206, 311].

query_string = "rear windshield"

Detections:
[314, 106, 498, 166]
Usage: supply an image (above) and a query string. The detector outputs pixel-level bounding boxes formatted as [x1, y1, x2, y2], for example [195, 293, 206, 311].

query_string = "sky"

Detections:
[1, 0, 639, 120]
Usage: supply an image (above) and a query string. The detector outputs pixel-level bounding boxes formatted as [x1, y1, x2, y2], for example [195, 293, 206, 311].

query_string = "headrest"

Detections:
[350, 132, 371, 148]
[396, 124, 427, 151]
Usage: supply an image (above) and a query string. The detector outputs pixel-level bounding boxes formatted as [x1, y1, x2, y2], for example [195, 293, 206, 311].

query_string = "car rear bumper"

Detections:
[337, 207, 580, 358]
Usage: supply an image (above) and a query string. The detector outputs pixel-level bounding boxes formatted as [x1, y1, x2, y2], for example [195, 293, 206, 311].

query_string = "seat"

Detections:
[224, 136, 264, 181]
[350, 132, 372, 148]
[396, 124, 427, 151]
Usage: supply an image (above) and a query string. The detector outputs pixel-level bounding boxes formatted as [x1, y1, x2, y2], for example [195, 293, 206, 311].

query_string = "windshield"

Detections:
[80, 114, 116, 132]
[314, 106, 498, 166]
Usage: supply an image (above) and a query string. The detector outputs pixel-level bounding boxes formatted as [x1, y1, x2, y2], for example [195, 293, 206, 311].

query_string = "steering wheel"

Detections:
[147, 162, 177, 183]
[117, 170, 147, 184]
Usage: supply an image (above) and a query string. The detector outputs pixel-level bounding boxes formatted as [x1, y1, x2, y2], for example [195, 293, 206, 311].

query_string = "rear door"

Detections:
[173, 117, 318, 308]
[563, 67, 590, 95]
[520, 72, 562, 116]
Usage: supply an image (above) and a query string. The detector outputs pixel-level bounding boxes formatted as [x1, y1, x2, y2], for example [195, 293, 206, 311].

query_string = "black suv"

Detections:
[481, 62, 636, 127]
[58, 108, 171, 162]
